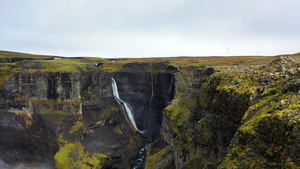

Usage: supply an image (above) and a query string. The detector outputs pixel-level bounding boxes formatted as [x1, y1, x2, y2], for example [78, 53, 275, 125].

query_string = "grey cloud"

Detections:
[0, 0, 299, 57]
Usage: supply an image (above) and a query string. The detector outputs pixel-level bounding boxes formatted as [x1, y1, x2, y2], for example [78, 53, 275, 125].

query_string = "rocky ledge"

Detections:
[146, 56, 300, 168]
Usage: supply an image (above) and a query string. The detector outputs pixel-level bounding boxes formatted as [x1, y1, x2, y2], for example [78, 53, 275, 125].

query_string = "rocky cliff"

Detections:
[0, 70, 142, 168]
[1, 51, 300, 169]
[0, 55, 176, 169]
[113, 64, 175, 138]
[145, 56, 300, 169]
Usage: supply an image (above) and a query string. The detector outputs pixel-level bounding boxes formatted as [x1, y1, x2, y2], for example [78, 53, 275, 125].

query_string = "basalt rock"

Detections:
[0, 61, 176, 169]
[0, 70, 144, 168]
[150, 61, 300, 169]
[114, 71, 175, 138]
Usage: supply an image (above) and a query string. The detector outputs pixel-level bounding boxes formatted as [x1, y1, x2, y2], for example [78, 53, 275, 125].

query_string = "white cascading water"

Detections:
[168, 77, 174, 102]
[149, 62, 154, 102]
[111, 78, 139, 131]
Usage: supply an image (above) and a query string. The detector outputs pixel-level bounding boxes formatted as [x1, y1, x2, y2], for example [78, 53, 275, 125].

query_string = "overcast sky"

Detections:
[0, 0, 299, 57]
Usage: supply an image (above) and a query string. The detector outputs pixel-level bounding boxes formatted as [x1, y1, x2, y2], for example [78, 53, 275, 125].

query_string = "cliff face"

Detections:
[0, 70, 142, 168]
[0, 60, 176, 169]
[5, 72, 127, 113]
[2, 53, 300, 169]
[114, 70, 175, 138]
[147, 57, 300, 169]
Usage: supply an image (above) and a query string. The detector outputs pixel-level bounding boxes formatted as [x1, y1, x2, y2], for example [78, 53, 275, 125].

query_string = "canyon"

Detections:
[0, 51, 300, 168]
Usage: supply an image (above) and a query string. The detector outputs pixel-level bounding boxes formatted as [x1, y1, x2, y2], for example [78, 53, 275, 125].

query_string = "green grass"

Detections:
[3, 50, 300, 72]
[0, 50, 53, 60]
[0, 50, 283, 76]
[37, 59, 88, 72]
[115, 56, 276, 68]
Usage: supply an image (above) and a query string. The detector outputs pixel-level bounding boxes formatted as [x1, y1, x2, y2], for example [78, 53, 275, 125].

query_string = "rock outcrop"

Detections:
[0, 59, 176, 169]
[146, 57, 300, 168]
[0, 69, 143, 168]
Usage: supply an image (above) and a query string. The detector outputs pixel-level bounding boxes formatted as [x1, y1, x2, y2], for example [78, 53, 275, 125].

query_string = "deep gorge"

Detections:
[1, 54, 300, 169]
[112, 70, 175, 138]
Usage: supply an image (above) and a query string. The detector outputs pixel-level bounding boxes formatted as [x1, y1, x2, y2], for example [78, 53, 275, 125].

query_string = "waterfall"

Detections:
[168, 77, 174, 102]
[111, 78, 139, 131]
[149, 63, 154, 102]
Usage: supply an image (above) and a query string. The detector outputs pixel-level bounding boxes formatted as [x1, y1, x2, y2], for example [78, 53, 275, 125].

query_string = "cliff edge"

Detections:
[146, 56, 300, 168]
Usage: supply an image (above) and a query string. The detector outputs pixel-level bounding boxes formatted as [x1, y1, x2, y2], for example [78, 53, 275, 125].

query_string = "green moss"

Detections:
[182, 155, 205, 169]
[214, 72, 258, 97]
[55, 141, 75, 168]
[261, 87, 281, 97]
[222, 145, 274, 169]
[164, 101, 193, 154]
[284, 158, 298, 168]
[220, 156, 239, 169]
[126, 136, 140, 151]
[196, 116, 214, 138]
[31, 99, 81, 115]
[173, 70, 193, 99]
[166, 103, 189, 127]
[145, 146, 171, 169]
[0, 63, 19, 88]
[163, 98, 194, 164]
[113, 126, 124, 135]
[242, 93, 280, 124]
[221, 87, 300, 168]
[93, 107, 119, 126]
[69, 121, 84, 134]
[165, 98, 195, 128]
[55, 134, 109, 169]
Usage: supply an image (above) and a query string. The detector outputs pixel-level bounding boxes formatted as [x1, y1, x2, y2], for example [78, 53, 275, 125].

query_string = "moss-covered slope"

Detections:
[148, 56, 300, 168]
[220, 57, 300, 168]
